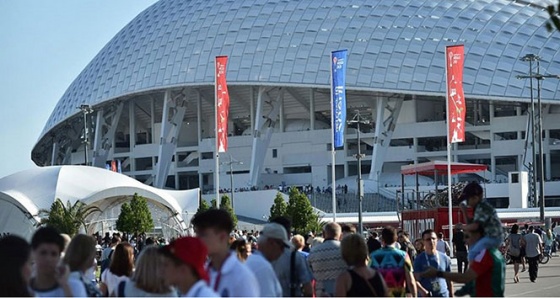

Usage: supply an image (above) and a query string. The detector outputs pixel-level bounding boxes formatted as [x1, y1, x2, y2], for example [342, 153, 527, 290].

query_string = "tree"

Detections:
[269, 192, 288, 220]
[546, 2, 560, 32]
[116, 193, 154, 235]
[37, 198, 101, 237]
[286, 187, 318, 234]
[195, 198, 211, 217]
[219, 195, 238, 228]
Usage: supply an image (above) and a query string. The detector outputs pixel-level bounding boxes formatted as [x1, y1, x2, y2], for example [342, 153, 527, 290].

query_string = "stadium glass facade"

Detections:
[32, 0, 560, 208]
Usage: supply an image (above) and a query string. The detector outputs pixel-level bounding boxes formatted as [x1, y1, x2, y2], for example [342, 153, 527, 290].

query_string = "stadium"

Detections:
[29, 0, 560, 221]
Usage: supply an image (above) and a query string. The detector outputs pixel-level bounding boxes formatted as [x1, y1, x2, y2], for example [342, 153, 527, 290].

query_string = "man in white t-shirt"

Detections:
[160, 236, 219, 297]
[29, 227, 87, 297]
[192, 209, 260, 297]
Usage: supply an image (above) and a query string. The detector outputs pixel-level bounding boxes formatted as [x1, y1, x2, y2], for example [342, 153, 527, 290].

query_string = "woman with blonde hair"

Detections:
[116, 245, 177, 297]
[99, 242, 135, 296]
[63, 234, 102, 297]
[335, 234, 389, 297]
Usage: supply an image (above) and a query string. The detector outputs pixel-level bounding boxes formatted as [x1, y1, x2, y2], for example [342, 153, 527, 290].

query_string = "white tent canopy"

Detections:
[0, 166, 199, 240]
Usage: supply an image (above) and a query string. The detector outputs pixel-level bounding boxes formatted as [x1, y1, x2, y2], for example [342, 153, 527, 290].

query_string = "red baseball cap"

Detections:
[161, 236, 209, 282]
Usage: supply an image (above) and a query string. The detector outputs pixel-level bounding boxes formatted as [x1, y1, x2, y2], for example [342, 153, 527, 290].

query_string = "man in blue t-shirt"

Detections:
[414, 229, 454, 297]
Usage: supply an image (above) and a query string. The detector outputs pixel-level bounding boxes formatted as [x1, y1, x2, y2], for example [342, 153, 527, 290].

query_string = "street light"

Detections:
[517, 54, 560, 222]
[221, 154, 243, 212]
[347, 110, 370, 235]
[78, 104, 93, 166]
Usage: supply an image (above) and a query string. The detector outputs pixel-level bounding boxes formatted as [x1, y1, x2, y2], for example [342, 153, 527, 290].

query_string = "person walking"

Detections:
[452, 224, 468, 274]
[308, 222, 347, 297]
[421, 225, 505, 297]
[369, 226, 417, 297]
[335, 234, 389, 297]
[505, 224, 524, 283]
[524, 226, 544, 283]
[191, 209, 260, 297]
[0, 235, 33, 296]
[413, 229, 454, 297]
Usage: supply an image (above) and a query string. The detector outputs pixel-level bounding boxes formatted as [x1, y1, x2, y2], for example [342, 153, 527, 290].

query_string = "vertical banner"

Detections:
[331, 49, 348, 149]
[446, 45, 465, 143]
[216, 56, 230, 152]
[111, 160, 117, 172]
[117, 159, 122, 173]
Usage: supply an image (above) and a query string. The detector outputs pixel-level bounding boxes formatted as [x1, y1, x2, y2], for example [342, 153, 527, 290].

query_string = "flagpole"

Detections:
[445, 46, 453, 258]
[330, 51, 337, 222]
[215, 56, 221, 207]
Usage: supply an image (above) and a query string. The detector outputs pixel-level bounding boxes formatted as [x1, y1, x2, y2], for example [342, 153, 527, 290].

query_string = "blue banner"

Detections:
[332, 49, 348, 149]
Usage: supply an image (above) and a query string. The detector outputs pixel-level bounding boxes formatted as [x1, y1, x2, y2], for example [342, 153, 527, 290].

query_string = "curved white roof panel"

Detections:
[40, 0, 560, 138]
[0, 166, 199, 238]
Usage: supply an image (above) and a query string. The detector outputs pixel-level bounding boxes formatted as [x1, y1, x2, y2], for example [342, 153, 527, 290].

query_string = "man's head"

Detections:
[398, 230, 410, 243]
[291, 234, 305, 251]
[455, 223, 463, 231]
[31, 227, 65, 275]
[461, 181, 484, 207]
[422, 229, 437, 253]
[191, 209, 234, 255]
[257, 223, 292, 261]
[323, 222, 342, 240]
[529, 226, 535, 233]
[340, 223, 356, 238]
[437, 232, 444, 240]
[159, 237, 209, 288]
[381, 226, 397, 246]
[111, 236, 121, 247]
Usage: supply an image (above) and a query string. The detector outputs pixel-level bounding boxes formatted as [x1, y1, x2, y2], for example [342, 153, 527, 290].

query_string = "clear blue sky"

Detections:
[0, 0, 158, 178]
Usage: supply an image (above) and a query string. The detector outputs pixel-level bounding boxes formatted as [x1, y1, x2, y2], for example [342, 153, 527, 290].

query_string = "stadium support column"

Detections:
[51, 142, 58, 166]
[310, 89, 315, 131]
[250, 87, 283, 187]
[154, 90, 187, 189]
[368, 95, 404, 184]
[92, 103, 124, 168]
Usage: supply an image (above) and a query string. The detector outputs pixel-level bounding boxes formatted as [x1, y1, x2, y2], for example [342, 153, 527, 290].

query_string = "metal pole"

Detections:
[230, 155, 235, 212]
[529, 59, 538, 209]
[83, 110, 88, 166]
[357, 117, 364, 235]
[536, 60, 545, 222]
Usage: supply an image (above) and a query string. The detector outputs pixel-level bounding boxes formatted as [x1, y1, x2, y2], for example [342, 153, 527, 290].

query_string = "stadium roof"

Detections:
[40, 0, 560, 139]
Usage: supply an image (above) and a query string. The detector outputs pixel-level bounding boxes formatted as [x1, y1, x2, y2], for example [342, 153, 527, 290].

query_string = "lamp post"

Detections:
[517, 54, 560, 222]
[347, 110, 370, 235]
[221, 154, 243, 212]
[78, 104, 93, 166]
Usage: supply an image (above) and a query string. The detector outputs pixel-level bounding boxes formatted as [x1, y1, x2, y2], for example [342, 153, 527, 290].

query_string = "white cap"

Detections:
[259, 223, 292, 248]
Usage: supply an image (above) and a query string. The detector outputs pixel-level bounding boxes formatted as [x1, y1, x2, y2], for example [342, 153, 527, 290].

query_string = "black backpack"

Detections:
[100, 250, 113, 275]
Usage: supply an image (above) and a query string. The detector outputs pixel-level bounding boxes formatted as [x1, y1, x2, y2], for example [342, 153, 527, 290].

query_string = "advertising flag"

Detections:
[215, 56, 230, 152]
[111, 160, 117, 172]
[331, 49, 348, 149]
[216, 56, 229, 152]
[117, 159, 122, 173]
[446, 45, 466, 143]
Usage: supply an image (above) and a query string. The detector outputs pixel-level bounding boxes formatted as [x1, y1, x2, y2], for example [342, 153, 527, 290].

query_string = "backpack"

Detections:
[100, 250, 113, 275]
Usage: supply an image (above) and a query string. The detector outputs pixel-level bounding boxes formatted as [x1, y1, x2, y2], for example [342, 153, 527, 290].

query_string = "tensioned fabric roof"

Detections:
[0, 166, 199, 239]
[40, 0, 560, 139]
[400, 160, 487, 175]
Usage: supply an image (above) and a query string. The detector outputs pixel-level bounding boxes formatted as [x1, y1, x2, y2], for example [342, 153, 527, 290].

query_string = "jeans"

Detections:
[456, 251, 469, 273]
[467, 236, 502, 260]
[527, 256, 540, 281]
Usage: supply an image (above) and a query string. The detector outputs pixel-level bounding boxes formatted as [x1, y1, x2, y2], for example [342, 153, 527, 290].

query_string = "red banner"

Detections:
[215, 56, 230, 152]
[446, 45, 465, 143]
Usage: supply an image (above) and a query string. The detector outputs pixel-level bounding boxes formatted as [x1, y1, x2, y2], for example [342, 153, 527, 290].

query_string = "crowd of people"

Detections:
[1, 180, 553, 297]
